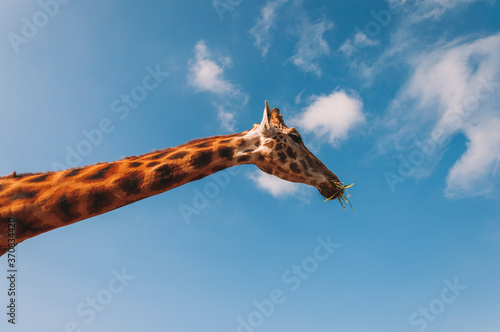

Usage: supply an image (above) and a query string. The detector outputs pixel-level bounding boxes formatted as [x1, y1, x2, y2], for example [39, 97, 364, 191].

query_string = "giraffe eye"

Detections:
[289, 134, 301, 144]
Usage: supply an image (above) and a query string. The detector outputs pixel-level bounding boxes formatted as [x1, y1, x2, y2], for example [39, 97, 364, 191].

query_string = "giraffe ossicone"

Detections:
[0, 101, 345, 256]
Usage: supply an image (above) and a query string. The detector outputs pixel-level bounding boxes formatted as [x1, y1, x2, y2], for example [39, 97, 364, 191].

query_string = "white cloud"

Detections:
[289, 17, 334, 76]
[386, 33, 500, 198]
[213, 103, 236, 132]
[446, 119, 500, 198]
[188, 40, 245, 99]
[249, 0, 289, 57]
[187, 40, 249, 131]
[248, 171, 300, 198]
[293, 90, 366, 146]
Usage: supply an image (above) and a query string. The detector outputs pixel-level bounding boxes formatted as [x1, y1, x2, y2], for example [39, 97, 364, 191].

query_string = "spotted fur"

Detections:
[0, 102, 343, 256]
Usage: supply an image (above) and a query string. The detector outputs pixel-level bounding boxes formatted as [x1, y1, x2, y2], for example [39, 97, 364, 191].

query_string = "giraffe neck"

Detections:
[0, 130, 258, 255]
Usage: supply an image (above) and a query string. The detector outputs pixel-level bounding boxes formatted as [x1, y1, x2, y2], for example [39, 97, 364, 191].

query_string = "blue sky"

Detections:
[1, 0, 499, 331]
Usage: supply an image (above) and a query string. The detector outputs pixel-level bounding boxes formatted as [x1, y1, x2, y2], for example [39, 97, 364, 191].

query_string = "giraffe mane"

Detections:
[0, 133, 248, 180]
[180, 133, 244, 147]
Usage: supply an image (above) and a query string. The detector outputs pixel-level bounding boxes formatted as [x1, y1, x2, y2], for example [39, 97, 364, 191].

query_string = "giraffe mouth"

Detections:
[320, 180, 355, 211]
[319, 181, 343, 200]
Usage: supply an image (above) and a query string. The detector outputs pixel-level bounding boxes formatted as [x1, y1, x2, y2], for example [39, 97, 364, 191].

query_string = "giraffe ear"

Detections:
[259, 100, 272, 132]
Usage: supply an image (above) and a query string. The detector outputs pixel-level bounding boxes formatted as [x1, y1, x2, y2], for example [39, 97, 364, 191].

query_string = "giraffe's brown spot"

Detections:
[27, 173, 51, 183]
[85, 164, 116, 181]
[65, 168, 84, 178]
[275, 143, 285, 151]
[218, 146, 234, 160]
[254, 141, 260, 147]
[195, 141, 213, 148]
[54, 193, 81, 223]
[12, 215, 53, 240]
[9, 189, 39, 201]
[305, 155, 314, 167]
[115, 171, 144, 196]
[300, 160, 309, 171]
[277, 152, 287, 164]
[146, 161, 160, 167]
[211, 165, 226, 173]
[151, 164, 187, 191]
[276, 166, 287, 174]
[262, 166, 273, 174]
[238, 155, 251, 163]
[190, 150, 212, 169]
[129, 161, 143, 168]
[87, 187, 115, 215]
[286, 148, 297, 160]
[237, 139, 247, 148]
[149, 151, 170, 160]
[290, 162, 301, 174]
[169, 151, 188, 160]
[191, 174, 208, 181]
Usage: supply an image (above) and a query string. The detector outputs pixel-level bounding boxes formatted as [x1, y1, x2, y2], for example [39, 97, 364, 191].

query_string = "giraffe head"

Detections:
[246, 101, 345, 201]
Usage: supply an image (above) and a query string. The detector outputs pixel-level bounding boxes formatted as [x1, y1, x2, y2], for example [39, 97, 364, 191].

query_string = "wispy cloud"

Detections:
[213, 103, 237, 132]
[248, 171, 300, 198]
[339, 31, 380, 62]
[387, 0, 494, 24]
[388, 0, 490, 21]
[346, 0, 494, 83]
[293, 90, 366, 146]
[187, 40, 248, 131]
[385, 33, 500, 198]
[249, 0, 289, 57]
[250, 1, 334, 76]
[289, 17, 334, 76]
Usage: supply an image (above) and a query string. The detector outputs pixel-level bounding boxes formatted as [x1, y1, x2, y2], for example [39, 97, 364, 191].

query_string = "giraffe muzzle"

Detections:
[318, 181, 344, 201]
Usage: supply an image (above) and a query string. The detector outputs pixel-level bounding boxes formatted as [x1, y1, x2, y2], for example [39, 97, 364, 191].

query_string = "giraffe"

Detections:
[0, 101, 345, 256]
